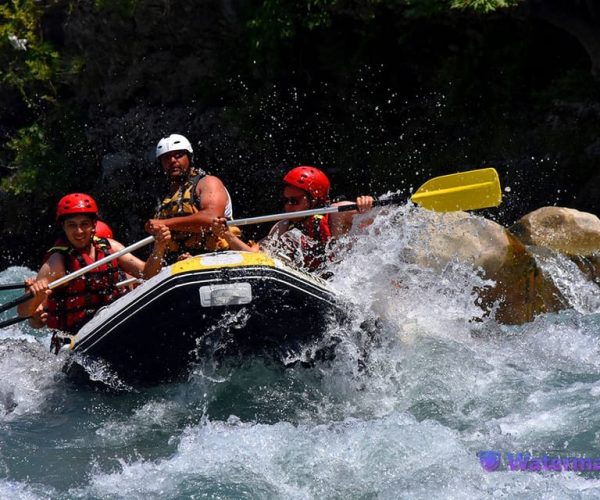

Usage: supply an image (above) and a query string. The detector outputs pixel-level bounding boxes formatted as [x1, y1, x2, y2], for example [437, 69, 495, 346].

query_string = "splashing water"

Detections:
[1, 208, 600, 498]
[532, 248, 600, 314]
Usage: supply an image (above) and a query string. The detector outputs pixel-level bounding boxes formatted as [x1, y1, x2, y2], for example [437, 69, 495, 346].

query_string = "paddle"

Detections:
[116, 276, 143, 288]
[0, 282, 28, 291]
[0, 315, 30, 329]
[0, 236, 156, 315]
[229, 167, 501, 227]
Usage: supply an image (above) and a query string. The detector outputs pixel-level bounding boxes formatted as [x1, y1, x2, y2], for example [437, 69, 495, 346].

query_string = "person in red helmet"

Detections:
[17, 193, 171, 335]
[42, 219, 114, 264]
[211, 166, 373, 271]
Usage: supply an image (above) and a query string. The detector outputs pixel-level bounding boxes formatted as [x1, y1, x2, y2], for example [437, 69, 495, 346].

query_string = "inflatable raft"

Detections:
[64, 251, 347, 386]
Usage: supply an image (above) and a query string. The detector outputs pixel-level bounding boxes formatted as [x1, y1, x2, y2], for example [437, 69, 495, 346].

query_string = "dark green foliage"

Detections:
[0, 0, 61, 108]
[2, 112, 96, 195]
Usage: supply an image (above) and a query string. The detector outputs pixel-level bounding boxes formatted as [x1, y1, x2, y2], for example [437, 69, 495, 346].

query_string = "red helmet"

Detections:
[95, 220, 114, 239]
[283, 166, 330, 203]
[56, 193, 98, 221]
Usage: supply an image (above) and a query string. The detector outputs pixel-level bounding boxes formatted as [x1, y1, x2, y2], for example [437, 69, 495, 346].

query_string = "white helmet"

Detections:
[155, 134, 193, 159]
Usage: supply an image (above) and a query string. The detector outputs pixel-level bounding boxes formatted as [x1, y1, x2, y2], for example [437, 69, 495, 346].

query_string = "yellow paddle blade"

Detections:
[410, 167, 502, 212]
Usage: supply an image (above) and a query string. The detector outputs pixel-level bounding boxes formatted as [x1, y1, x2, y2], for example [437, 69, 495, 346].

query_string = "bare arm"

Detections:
[111, 225, 171, 279]
[329, 195, 374, 238]
[211, 218, 260, 252]
[146, 175, 229, 233]
[17, 254, 66, 327]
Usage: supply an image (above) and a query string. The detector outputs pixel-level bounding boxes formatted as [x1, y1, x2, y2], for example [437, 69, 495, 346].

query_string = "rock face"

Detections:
[410, 211, 566, 325]
[405, 206, 600, 324]
[510, 207, 600, 256]
[510, 205, 600, 292]
[479, 228, 566, 325]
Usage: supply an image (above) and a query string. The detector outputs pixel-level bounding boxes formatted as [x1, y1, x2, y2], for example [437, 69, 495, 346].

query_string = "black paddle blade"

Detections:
[0, 290, 33, 315]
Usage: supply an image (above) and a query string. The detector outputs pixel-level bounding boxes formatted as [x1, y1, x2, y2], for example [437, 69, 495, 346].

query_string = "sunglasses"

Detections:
[282, 196, 307, 206]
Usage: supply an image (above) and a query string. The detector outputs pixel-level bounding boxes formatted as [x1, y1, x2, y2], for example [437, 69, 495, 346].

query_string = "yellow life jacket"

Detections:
[156, 171, 237, 260]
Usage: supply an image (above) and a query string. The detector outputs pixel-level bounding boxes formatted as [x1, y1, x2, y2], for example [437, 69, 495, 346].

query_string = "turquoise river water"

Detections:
[1, 206, 600, 499]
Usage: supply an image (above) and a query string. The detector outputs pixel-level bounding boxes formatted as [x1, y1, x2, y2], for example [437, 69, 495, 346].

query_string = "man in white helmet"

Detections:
[145, 133, 234, 263]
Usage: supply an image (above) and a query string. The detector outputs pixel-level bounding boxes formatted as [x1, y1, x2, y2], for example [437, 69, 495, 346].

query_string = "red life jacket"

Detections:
[45, 237, 123, 333]
[288, 214, 332, 270]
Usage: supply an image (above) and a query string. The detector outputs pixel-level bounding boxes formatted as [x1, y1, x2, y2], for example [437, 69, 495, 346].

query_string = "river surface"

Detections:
[1, 206, 600, 499]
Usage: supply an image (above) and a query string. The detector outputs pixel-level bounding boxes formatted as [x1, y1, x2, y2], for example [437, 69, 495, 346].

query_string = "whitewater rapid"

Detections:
[1, 206, 600, 498]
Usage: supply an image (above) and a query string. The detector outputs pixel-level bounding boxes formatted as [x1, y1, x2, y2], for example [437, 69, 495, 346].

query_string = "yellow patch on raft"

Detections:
[170, 251, 276, 275]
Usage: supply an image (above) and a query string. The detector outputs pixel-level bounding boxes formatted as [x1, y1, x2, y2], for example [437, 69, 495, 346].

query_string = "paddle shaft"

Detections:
[0, 315, 30, 329]
[0, 282, 27, 291]
[228, 167, 501, 227]
[0, 236, 155, 315]
[116, 277, 143, 288]
[228, 198, 398, 227]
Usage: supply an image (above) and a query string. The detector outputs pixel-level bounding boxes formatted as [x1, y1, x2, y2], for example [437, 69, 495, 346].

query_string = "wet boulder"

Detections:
[510, 206, 600, 256]
[510, 206, 600, 289]
[411, 211, 565, 324]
